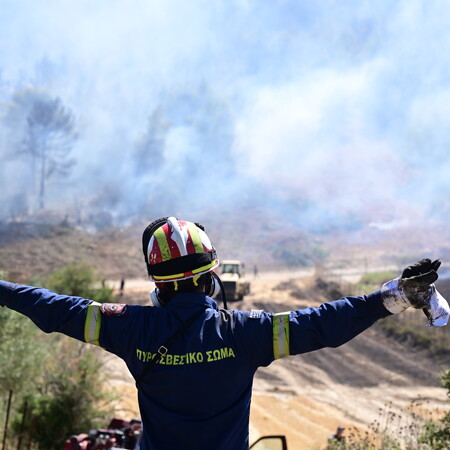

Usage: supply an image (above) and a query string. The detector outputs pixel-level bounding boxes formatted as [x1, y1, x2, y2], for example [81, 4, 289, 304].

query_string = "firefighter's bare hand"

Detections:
[399, 259, 441, 309]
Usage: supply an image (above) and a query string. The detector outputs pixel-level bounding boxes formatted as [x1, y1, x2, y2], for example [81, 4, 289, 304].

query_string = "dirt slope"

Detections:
[104, 272, 450, 449]
[247, 274, 450, 449]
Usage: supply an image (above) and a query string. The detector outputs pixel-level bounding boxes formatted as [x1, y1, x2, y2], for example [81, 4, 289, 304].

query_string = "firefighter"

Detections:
[0, 216, 448, 450]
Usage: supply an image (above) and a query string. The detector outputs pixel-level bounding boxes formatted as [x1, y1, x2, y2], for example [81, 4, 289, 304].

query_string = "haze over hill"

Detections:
[1, 0, 450, 243]
[2, 217, 450, 285]
[2, 4, 450, 449]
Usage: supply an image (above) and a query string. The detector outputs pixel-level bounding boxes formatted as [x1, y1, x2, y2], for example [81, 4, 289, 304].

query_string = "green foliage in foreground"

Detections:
[0, 308, 47, 393]
[0, 317, 115, 449]
[418, 370, 450, 449]
[11, 340, 115, 450]
[326, 397, 439, 449]
[45, 262, 117, 302]
[0, 263, 119, 449]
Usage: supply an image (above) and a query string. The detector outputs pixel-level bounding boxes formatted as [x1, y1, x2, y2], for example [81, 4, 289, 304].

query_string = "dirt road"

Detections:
[104, 272, 450, 449]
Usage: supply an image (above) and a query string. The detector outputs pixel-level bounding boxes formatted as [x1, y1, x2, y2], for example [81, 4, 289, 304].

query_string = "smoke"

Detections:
[1, 0, 450, 233]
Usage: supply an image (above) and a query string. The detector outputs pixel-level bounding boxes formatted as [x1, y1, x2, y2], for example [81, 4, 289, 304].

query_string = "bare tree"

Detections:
[4, 89, 78, 210]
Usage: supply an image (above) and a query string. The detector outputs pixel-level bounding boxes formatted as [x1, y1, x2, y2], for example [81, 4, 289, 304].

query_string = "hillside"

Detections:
[0, 218, 322, 283]
[0, 222, 144, 282]
[2, 220, 450, 448]
[2, 216, 450, 285]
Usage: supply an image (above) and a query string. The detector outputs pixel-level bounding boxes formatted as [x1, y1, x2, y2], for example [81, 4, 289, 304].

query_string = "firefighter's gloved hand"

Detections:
[400, 258, 441, 308]
[382, 259, 441, 314]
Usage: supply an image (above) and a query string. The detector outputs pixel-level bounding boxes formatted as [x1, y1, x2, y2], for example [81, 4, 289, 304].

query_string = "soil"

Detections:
[102, 272, 450, 450]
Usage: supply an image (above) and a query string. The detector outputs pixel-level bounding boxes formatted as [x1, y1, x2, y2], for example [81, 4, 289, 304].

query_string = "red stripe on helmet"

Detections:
[148, 236, 163, 265]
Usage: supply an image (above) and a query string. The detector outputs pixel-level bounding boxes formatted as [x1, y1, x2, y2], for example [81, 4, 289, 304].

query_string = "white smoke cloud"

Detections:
[1, 0, 450, 231]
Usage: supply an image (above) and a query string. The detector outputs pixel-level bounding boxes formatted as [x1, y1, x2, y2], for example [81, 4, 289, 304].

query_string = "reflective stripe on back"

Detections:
[84, 301, 102, 346]
[273, 312, 290, 359]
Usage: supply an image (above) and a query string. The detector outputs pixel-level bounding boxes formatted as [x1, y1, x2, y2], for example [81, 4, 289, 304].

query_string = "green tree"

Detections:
[0, 309, 46, 392]
[45, 262, 117, 302]
[12, 339, 115, 449]
[0, 264, 118, 448]
[0, 309, 48, 448]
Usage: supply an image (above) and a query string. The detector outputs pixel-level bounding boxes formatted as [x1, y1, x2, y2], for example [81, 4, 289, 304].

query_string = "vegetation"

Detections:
[271, 244, 327, 268]
[376, 313, 450, 357]
[10, 340, 114, 450]
[326, 397, 445, 449]
[0, 308, 47, 393]
[45, 262, 117, 302]
[0, 263, 118, 449]
[328, 375, 450, 450]
[419, 369, 450, 448]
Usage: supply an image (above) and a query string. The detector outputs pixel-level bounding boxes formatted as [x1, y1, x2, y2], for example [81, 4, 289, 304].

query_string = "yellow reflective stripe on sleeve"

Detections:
[84, 301, 102, 346]
[273, 312, 290, 359]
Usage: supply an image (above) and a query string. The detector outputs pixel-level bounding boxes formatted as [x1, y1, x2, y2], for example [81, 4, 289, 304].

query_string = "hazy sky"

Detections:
[1, 0, 449, 231]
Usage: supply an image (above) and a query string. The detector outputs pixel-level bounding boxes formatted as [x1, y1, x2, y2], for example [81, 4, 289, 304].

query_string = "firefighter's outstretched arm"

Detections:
[281, 258, 449, 357]
[0, 280, 144, 357]
[239, 258, 449, 367]
[284, 259, 450, 358]
[280, 290, 389, 356]
[0, 281, 93, 341]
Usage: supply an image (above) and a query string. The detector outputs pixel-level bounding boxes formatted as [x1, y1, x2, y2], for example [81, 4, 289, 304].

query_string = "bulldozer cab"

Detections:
[221, 260, 244, 277]
[218, 260, 251, 302]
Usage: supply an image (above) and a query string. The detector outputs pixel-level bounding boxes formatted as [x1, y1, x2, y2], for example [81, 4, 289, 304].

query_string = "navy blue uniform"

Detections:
[0, 281, 390, 449]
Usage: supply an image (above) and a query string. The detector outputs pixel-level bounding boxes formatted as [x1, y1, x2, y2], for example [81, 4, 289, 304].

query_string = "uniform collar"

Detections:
[166, 292, 219, 310]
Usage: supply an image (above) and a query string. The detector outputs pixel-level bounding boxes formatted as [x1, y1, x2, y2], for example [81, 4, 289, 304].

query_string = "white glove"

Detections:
[381, 259, 449, 327]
